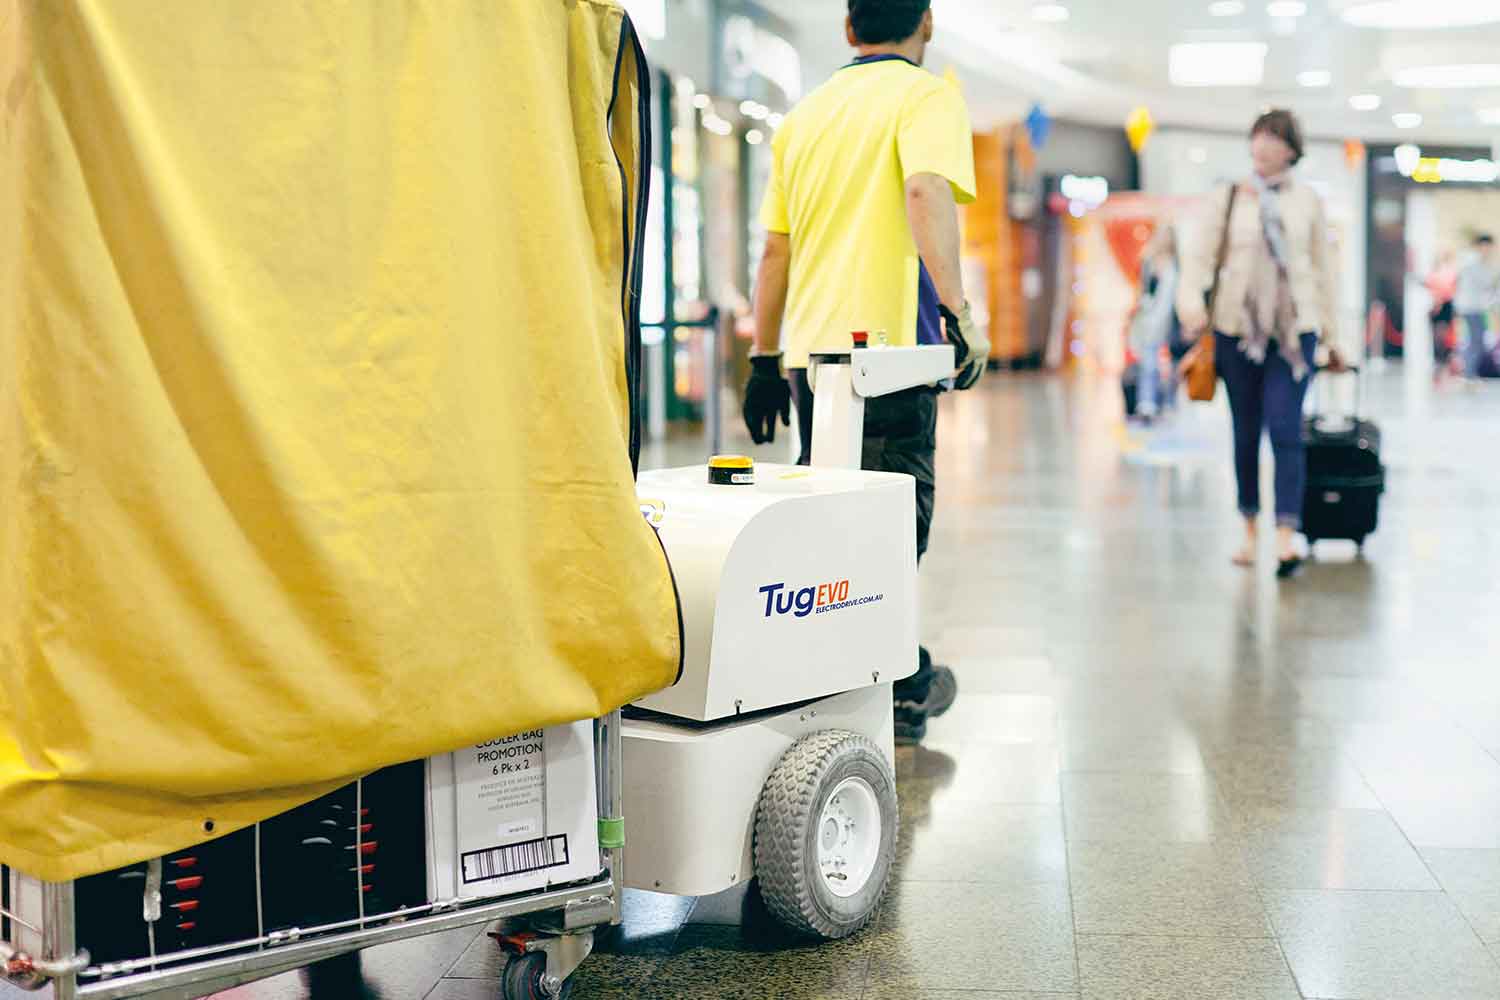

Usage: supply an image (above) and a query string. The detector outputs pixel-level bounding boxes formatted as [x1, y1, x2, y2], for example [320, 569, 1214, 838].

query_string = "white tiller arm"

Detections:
[808, 343, 956, 470]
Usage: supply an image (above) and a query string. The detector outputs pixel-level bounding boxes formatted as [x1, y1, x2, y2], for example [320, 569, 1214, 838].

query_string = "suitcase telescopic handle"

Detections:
[1310, 364, 1362, 424]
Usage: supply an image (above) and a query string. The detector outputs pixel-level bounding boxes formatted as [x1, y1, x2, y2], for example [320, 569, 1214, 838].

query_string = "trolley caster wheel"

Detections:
[753, 729, 898, 940]
[501, 952, 574, 1000]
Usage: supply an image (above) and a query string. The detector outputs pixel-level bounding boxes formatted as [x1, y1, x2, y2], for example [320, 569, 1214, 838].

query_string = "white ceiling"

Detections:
[756, 0, 1500, 147]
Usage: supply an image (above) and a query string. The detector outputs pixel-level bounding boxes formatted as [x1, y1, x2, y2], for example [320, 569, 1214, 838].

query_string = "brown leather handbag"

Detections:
[1184, 184, 1239, 402]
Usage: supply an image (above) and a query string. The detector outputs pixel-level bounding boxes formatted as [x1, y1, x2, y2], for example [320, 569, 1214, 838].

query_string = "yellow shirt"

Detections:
[760, 56, 976, 369]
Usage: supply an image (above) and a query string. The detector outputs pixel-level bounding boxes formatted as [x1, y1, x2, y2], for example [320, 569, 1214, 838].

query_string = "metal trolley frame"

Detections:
[1, 713, 626, 1000]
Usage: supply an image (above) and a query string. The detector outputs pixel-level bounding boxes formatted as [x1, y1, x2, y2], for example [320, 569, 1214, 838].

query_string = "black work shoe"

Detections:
[1276, 555, 1304, 580]
[922, 666, 958, 718]
[895, 666, 959, 719]
[894, 707, 928, 745]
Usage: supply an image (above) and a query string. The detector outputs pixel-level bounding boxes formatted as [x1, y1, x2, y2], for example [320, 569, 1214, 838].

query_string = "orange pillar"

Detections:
[965, 128, 1026, 366]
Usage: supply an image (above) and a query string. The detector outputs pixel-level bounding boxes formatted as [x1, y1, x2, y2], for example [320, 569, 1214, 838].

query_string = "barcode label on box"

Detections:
[460, 834, 570, 885]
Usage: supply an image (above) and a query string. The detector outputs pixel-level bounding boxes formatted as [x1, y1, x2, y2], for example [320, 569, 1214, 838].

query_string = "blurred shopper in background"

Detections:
[1427, 249, 1460, 383]
[741, 0, 988, 743]
[1455, 233, 1499, 380]
[1125, 223, 1182, 423]
[1178, 109, 1344, 579]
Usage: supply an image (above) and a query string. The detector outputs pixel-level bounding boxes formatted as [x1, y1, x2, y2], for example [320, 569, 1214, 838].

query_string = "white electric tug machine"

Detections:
[625, 341, 953, 938]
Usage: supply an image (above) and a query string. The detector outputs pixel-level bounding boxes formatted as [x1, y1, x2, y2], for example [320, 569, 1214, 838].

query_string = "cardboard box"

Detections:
[426, 721, 601, 901]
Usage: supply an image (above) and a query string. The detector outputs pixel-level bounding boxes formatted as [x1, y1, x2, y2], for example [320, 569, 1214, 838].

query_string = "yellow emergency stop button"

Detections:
[708, 455, 755, 486]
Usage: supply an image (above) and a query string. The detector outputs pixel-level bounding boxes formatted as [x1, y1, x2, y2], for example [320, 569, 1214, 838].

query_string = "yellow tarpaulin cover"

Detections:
[1, 0, 681, 881]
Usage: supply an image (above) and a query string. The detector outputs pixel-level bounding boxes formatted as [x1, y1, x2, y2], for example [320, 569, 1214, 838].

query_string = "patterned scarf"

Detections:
[1240, 171, 1307, 379]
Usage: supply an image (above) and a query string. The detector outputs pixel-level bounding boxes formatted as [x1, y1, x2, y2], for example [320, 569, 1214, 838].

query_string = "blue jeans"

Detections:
[1216, 332, 1317, 528]
[1463, 313, 1489, 376]
[1136, 353, 1164, 415]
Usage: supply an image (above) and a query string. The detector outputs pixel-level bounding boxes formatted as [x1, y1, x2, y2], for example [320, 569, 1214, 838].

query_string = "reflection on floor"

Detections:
[61, 370, 1500, 999]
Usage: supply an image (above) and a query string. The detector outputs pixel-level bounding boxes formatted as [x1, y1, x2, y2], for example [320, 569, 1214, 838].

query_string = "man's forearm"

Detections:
[906, 173, 965, 308]
[753, 234, 791, 355]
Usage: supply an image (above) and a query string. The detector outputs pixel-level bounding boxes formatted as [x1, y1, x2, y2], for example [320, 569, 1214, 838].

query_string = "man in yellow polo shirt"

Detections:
[741, 0, 986, 743]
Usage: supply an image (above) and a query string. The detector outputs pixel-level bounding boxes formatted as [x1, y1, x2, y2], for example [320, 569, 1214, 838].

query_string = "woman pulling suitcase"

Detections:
[1176, 109, 1347, 579]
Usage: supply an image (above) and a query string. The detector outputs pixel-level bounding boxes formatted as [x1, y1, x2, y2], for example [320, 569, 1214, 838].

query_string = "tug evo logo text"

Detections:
[759, 579, 883, 619]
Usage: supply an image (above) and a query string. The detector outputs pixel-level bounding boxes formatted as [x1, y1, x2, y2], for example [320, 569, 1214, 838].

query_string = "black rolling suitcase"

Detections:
[1302, 367, 1384, 551]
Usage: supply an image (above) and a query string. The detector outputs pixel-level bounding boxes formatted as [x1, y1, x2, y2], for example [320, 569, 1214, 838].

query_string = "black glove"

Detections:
[742, 354, 791, 444]
[938, 302, 990, 390]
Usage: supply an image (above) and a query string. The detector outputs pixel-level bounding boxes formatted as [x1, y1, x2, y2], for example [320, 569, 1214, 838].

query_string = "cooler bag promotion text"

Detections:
[459, 732, 561, 885]
[427, 721, 600, 900]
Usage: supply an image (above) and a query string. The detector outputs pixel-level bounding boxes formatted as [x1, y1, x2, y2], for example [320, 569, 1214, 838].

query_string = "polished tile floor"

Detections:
[38, 369, 1500, 999]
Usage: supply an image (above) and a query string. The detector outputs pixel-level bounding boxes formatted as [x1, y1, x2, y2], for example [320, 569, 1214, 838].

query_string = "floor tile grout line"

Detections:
[1238, 811, 1313, 1000]
[434, 924, 488, 984]
[851, 943, 872, 1000]
[1254, 885, 1449, 895]
[1071, 930, 1278, 942]
[893, 879, 1071, 887]
[865, 991, 1079, 997]
[1336, 737, 1500, 968]
[1056, 702, 1084, 998]
[641, 916, 686, 991]
[1279, 736, 1500, 990]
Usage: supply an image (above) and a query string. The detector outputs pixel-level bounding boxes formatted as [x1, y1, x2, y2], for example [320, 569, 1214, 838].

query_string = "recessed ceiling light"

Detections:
[1479, 108, 1500, 126]
[1169, 42, 1269, 87]
[1267, 0, 1307, 15]
[1209, 0, 1246, 13]
[1349, 93, 1383, 110]
[1392, 112, 1424, 128]
[1297, 70, 1333, 87]
[1032, 2, 1070, 22]
[1341, 1, 1500, 29]
[1393, 64, 1500, 89]
[745, 129, 765, 146]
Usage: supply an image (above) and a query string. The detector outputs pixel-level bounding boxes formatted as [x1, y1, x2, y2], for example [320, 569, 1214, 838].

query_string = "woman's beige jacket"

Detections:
[1177, 179, 1337, 345]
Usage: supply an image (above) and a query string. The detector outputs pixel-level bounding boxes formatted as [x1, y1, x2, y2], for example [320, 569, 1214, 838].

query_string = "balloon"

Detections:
[1024, 103, 1052, 150]
[1125, 106, 1154, 154]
